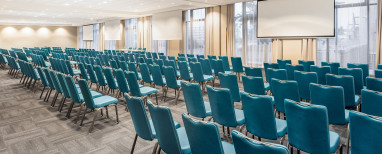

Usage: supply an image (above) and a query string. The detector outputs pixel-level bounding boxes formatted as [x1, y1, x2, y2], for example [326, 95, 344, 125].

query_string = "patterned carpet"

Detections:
[0, 68, 349, 154]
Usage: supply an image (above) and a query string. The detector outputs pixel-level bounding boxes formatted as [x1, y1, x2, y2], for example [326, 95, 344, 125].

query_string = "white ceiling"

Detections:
[0, 0, 249, 26]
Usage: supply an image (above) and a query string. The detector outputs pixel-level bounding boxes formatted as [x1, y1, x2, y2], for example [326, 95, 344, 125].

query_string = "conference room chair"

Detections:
[218, 72, 241, 102]
[149, 64, 167, 97]
[232, 130, 289, 154]
[264, 62, 279, 82]
[240, 92, 287, 144]
[110, 60, 119, 69]
[65, 60, 81, 78]
[147, 101, 191, 154]
[190, 62, 214, 91]
[178, 53, 185, 57]
[298, 60, 315, 72]
[366, 77, 382, 92]
[285, 64, 304, 80]
[348, 111, 382, 154]
[139, 63, 154, 86]
[294, 71, 318, 101]
[242, 76, 268, 95]
[104, 68, 119, 96]
[182, 113, 235, 154]
[146, 58, 154, 65]
[78, 63, 90, 81]
[310, 83, 349, 125]
[338, 67, 363, 95]
[163, 66, 182, 104]
[119, 61, 128, 71]
[128, 62, 142, 80]
[231, 57, 244, 79]
[277, 59, 291, 69]
[310, 65, 331, 84]
[178, 56, 186, 62]
[93, 65, 107, 91]
[42, 68, 56, 102]
[36, 67, 50, 99]
[188, 57, 197, 65]
[206, 86, 245, 136]
[196, 55, 205, 62]
[164, 60, 180, 77]
[159, 55, 166, 61]
[272, 79, 301, 119]
[284, 99, 342, 154]
[56, 72, 75, 112]
[154, 59, 165, 74]
[178, 61, 193, 81]
[124, 95, 181, 154]
[181, 81, 212, 120]
[186, 54, 194, 58]
[326, 74, 361, 109]
[244, 67, 262, 77]
[200, 58, 214, 76]
[125, 71, 158, 104]
[322, 62, 340, 75]
[60, 59, 70, 75]
[77, 79, 119, 133]
[95, 58, 103, 66]
[361, 89, 382, 117]
[49, 70, 65, 108]
[152, 52, 159, 59]
[267, 68, 287, 93]
[212, 59, 232, 77]
[348, 63, 369, 86]
[168, 56, 176, 62]
[219, 56, 231, 71]
[86, 64, 98, 88]
[375, 69, 382, 78]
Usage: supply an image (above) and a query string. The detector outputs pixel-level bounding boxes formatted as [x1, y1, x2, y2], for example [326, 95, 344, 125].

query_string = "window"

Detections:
[105, 40, 116, 50]
[91, 24, 100, 51]
[317, 0, 378, 73]
[151, 17, 167, 55]
[125, 18, 138, 49]
[234, 2, 272, 67]
[78, 26, 86, 49]
[185, 9, 206, 55]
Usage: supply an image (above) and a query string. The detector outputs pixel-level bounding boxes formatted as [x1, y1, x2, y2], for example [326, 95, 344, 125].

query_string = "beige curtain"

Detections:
[99, 23, 105, 51]
[116, 20, 125, 50]
[205, 6, 221, 56]
[137, 16, 151, 51]
[301, 38, 317, 62]
[271, 39, 283, 63]
[226, 4, 235, 64]
[376, 1, 382, 66]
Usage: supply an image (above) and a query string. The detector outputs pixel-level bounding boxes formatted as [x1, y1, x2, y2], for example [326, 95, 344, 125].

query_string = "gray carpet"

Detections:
[0, 69, 348, 154]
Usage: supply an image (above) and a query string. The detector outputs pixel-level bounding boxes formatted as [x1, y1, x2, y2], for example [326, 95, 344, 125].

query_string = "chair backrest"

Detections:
[124, 95, 154, 140]
[128, 62, 140, 79]
[78, 79, 96, 109]
[366, 77, 382, 92]
[60, 59, 69, 74]
[114, 69, 129, 93]
[139, 63, 153, 83]
[163, 66, 179, 89]
[294, 71, 317, 100]
[49, 70, 63, 93]
[125, 71, 142, 97]
[375, 69, 382, 78]
[284, 99, 331, 154]
[218, 72, 240, 102]
[212, 59, 225, 76]
[242, 76, 265, 95]
[349, 111, 382, 154]
[219, 56, 230, 71]
[232, 130, 289, 154]
[231, 57, 244, 72]
[361, 89, 382, 117]
[310, 83, 346, 124]
[277, 59, 292, 69]
[150, 64, 165, 86]
[206, 86, 238, 127]
[196, 55, 205, 61]
[264, 63, 279, 82]
[65, 76, 82, 103]
[285, 64, 304, 80]
[348, 63, 368, 86]
[178, 61, 192, 80]
[244, 67, 262, 78]
[119, 61, 128, 71]
[190, 62, 205, 82]
[267, 68, 287, 92]
[178, 56, 186, 62]
[298, 60, 315, 72]
[326, 74, 356, 107]
[57, 73, 71, 98]
[78, 63, 89, 80]
[310, 66, 331, 84]
[181, 81, 207, 118]
[178, 53, 185, 57]
[322, 62, 340, 75]
[86, 64, 98, 83]
[104, 68, 118, 90]
[241, 92, 278, 139]
[182, 113, 225, 154]
[93, 65, 107, 86]
[271, 79, 300, 113]
[36, 67, 49, 86]
[200, 58, 213, 75]
[338, 67, 363, 95]
[147, 101, 183, 154]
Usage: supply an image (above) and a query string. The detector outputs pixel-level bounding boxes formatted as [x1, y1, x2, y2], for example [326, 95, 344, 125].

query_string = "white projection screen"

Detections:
[82, 25, 93, 40]
[152, 10, 182, 40]
[105, 20, 121, 40]
[257, 0, 335, 38]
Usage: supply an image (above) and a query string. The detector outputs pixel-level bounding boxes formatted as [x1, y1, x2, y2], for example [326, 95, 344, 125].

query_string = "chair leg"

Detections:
[74, 103, 84, 124]
[175, 88, 181, 105]
[156, 147, 161, 154]
[66, 101, 75, 118]
[131, 134, 138, 154]
[80, 107, 88, 126]
[152, 142, 159, 154]
[45, 89, 53, 102]
[89, 108, 101, 133]
[51, 92, 59, 107]
[58, 97, 67, 112]
[115, 104, 119, 123]
[39, 86, 46, 99]
[155, 93, 158, 105]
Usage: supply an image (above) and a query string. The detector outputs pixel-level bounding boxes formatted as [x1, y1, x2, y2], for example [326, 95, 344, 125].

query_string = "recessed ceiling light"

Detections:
[64, 3, 70, 6]
[103, 1, 108, 4]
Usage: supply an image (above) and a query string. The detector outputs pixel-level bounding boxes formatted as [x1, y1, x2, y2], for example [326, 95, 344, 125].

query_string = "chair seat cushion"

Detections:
[204, 102, 212, 116]
[92, 95, 118, 108]
[275, 118, 288, 137]
[203, 75, 214, 81]
[175, 80, 183, 88]
[264, 83, 270, 90]
[222, 141, 235, 154]
[176, 71, 180, 77]
[140, 86, 158, 96]
[176, 127, 191, 154]
[329, 131, 341, 153]
[225, 71, 233, 74]
[70, 61, 77, 65]
[45, 62, 51, 67]
[355, 95, 360, 106]
[234, 109, 245, 125]
[73, 69, 81, 75]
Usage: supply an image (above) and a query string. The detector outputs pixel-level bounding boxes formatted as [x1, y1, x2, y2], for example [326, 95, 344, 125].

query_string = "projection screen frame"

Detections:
[256, 0, 335, 38]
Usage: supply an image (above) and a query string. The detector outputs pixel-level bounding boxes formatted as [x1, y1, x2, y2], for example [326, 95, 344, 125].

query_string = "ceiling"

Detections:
[0, 0, 248, 26]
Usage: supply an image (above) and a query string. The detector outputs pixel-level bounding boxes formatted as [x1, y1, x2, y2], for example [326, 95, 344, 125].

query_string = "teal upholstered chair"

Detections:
[285, 64, 304, 80]
[200, 58, 214, 76]
[93, 65, 108, 91]
[178, 61, 193, 81]
[125, 71, 158, 104]
[338, 67, 363, 95]
[114, 69, 130, 97]
[322, 62, 340, 75]
[182, 113, 235, 154]
[218, 72, 241, 102]
[163, 66, 182, 104]
[298, 60, 315, 72]
[219, 56, 231, 71]
[366, 77, 382, 92]
[375, 69, 382, 78]
[86, 64, 98, 88]
[232, 130, 289, 154]
[294, 71, 317, 100]
[244, 67, 262, 77]
[310, 83, 349, 125]
[139, 63, 154, 85]
[348, 63, 369, 86]
[267, 68, 287, 93]
[36, 67, 49, 99]
[104, 68, 119, 95]
[231, 57, 244, 79]
[150, 64, 167, 96]
[147, 101, 191, 154]
[242, 76, 267, 95]
[361, 89, 382, 117]
[264, 62, 279, 83]
[190, 62, 214, 91]
[128, 62, 142, 80]
[277, 59, 291, 69]
[181, 81, 212, 119]
[284, 99, 342, 154]
[326, 74, 360, 109]
[271, 79, 300, 119]
[310, 65, 331, 84]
